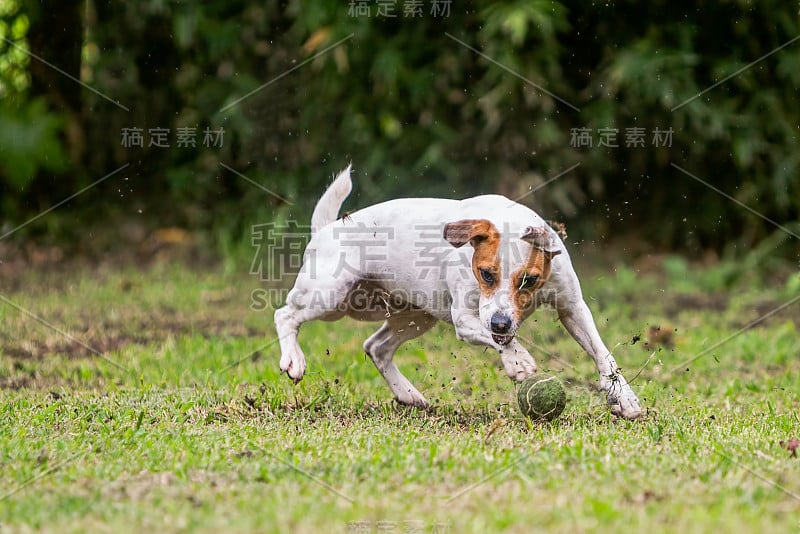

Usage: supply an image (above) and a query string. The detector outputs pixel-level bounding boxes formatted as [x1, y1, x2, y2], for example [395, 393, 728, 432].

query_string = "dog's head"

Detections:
[443, 219, 561, 346]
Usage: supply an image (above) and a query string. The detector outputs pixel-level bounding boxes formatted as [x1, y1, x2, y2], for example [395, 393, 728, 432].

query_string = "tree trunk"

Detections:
[27, 1, 84, 114]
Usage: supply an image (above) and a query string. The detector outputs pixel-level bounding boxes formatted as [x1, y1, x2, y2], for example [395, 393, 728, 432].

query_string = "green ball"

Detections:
[517, 374, 566, 421]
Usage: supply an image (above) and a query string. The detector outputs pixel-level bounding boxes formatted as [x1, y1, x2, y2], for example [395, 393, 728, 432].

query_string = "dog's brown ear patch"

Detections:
[520, 226, 562, 259]
[511, 226, 562, 321]
[443, 219, 496, 248]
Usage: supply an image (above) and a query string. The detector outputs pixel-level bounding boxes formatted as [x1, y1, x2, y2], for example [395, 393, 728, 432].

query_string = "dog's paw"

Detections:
[608, 393, 643, 419]
[395, 389, 429, 409]
[502, 358, 538, 381]
[499, 343, 538, 381]
[280, 351, 306, 383]
[506, 360, 537, 382]
[603, 377, 643, 419]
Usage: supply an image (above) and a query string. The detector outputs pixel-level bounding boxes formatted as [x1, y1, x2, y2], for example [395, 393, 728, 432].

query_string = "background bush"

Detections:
[0, 0, 798, 254]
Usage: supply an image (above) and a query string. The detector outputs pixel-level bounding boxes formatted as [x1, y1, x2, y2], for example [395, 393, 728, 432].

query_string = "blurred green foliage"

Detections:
[0, 99, 67, 188]
[0, 0, 798, 255]
[0, 3, 29, 96]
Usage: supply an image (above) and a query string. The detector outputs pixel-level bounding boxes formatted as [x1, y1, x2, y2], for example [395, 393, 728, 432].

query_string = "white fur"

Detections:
[274, 166, 643, 419]
[310, 164, 353, 234]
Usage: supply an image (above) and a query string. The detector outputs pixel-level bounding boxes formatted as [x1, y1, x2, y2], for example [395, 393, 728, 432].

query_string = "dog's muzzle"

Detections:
[490, 312, 514, 346]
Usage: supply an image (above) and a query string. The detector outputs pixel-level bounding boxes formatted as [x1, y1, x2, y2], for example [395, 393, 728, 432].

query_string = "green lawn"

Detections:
[0, 257, 798, 533]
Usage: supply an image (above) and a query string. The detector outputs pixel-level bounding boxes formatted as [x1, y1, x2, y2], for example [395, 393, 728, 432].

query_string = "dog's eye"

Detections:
[479, 269, 495, 285]
[519, 273, 540, 290]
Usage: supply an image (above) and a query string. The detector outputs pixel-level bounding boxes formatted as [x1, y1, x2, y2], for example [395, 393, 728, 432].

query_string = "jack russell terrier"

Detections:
[274, 165, 643, 419]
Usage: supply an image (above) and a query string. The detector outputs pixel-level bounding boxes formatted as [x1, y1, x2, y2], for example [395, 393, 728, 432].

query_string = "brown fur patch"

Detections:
[510, 232, 562, 322]
[443, 219, 501, 297]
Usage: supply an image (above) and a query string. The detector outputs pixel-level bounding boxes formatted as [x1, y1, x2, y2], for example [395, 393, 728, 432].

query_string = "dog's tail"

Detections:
[310, 164, 353, 235]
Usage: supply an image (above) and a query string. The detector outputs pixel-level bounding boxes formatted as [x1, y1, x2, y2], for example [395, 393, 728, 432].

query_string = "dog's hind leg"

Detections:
[274, 274, 356, 383]
[363, 311, 437, 408]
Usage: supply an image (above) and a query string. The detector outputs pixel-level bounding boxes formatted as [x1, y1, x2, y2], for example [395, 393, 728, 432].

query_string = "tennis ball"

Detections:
[517, 374, 566, 421]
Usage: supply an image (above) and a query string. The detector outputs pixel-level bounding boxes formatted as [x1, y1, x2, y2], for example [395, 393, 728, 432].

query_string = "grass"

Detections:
[0, 254, 799, 533]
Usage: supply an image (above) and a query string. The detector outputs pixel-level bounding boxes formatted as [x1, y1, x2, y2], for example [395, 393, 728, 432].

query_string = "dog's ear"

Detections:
[521, 226, 562, 259]
[443, 219, 496, 248]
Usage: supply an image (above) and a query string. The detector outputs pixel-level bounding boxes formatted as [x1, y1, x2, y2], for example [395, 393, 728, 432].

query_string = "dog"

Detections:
[274, 165, 642, 419]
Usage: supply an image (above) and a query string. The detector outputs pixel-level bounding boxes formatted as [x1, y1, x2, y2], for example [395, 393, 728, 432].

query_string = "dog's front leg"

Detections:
[451, 308, 537, 381]
[557, 300, 643, 419]
[451, 308, 497, 348]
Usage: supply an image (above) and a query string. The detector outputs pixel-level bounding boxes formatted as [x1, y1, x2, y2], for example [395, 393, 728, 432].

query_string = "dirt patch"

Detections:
[0, 226, 217, 292]
[664, 293, 729, 315]
[730, 298, 800, 330]
[1, 317, 263, 361]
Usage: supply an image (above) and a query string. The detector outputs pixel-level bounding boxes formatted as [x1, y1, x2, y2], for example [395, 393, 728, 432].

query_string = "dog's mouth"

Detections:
[492, 333, 515, 346]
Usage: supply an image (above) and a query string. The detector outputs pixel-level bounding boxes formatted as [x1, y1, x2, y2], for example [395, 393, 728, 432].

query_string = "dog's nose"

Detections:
[490, 313, 513, 334]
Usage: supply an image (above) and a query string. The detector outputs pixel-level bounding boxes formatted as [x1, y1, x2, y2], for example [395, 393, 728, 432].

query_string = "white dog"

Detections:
[274, 165, 642, 419]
